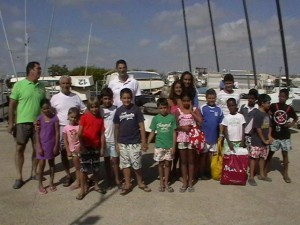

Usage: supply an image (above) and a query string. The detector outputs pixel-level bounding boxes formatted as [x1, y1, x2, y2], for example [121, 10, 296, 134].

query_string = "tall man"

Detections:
[8, 61, 45, 189]
[108, 59, 141, 107]
[50, 75, 86, 187]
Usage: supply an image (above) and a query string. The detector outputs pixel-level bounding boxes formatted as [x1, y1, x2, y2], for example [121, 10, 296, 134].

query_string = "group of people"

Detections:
[8, 60, 298, 200]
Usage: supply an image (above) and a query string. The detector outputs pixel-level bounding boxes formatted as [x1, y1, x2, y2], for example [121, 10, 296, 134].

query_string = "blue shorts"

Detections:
[270, 139, 292, 152]
[104, 142, 119, 158]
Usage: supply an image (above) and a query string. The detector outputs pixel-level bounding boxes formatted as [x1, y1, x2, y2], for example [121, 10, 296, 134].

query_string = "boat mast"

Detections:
[207, 0, 220, 72]
[84, 23, 92, 76]
[24, 0, 29, 66]
[275, 0, 289, 87]
[242, 0, 257, 87]
[181, 0, 192, 72]
[0, 10, 17, 78]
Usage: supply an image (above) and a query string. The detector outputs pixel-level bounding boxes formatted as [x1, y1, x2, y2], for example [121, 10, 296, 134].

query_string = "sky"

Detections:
[1, 0, 300, 77]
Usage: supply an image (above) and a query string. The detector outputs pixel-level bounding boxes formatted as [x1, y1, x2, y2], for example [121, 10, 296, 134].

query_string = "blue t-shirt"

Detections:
[200, 104, 223, 144]
[113, 104, 144, 144]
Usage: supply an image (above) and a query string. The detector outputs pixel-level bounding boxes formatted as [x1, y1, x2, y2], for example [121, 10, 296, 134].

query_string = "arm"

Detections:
[139, 122, 147, 151]
[172, 130, 177, 156]
[7, 99, 17, 133]
[114, 124, 120, 153]
[147, 131, 155, 145]
[191, 108, 203, 125]
[256, 128, 269, 145]
[240, 125, 246, 148]
[53, 120, 60, 156]
[224, 125, 234, 151]
[285, 108, 299, 128]
[35, 120, 44, 156]
[78, 125, 86, 152]
[100, 131, 105, 157]
[63, 132, 71, 157]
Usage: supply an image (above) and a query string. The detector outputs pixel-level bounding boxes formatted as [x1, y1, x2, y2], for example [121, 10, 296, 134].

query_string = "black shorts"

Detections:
[14, 123, 35, 145]
[80, 148, 100, 173]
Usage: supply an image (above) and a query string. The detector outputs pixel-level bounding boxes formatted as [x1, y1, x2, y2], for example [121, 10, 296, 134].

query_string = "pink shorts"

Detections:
[249, 146, 269, 160]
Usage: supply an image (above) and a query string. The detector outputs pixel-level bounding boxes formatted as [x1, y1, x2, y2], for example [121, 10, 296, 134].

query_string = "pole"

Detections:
[207, 0, 220, 72]
[275, 0, 289, 87]
[243, 0, 257, 87]
[24, 0, 29, 66]
[181, 0, 192, 72]
[85, 23, 92, 76]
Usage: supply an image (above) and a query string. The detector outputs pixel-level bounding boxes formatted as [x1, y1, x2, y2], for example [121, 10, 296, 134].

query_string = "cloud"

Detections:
[139, 39, 151, 47]
[159, 35, 182, 52]
[83, 10, 129, 28]
[48, 46, 69, 58]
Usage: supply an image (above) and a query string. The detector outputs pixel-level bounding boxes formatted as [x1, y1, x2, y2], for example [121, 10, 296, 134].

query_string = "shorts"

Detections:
[153, 148, 173, 162]
[119, 144, 142, 170]
[177, 142, 193, 150]
[203, 143, 217, 153]
[249, 146, 269, 160]
[80, 148, 101, 173]
[270, 139, 292, 152]
[14, 123, 35, 145]
[104, 142, 119, 158]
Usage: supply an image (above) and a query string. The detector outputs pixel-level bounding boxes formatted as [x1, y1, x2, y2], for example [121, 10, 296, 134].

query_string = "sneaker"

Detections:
[257, 175, 272, 182]
[13, 179, 24, 189]
[248, 178, 257, 186]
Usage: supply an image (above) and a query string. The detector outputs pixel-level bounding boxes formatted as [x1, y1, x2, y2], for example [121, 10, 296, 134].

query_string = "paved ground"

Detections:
[0, 122, 300, 225]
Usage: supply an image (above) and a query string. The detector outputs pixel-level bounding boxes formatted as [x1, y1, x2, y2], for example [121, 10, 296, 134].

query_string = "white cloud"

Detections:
[139, 39, 151, 47]
[48, 46, 69, 58]
[159, 35, 182, 51]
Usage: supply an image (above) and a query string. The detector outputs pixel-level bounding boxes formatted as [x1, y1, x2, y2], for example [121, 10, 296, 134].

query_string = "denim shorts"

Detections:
[270, 139, 292, 152]
[104, 142, 119, 158]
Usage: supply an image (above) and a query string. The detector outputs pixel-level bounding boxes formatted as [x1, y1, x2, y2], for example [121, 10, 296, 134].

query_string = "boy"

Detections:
[265, 88, 298, 183]
[248, 94, 272, 186]
[239, 89, 259, 150]
[200, 88, 223, 179]
[100, 87, 121, 189]
[147, 98, 177, 192]
[113, 88, 151, 195]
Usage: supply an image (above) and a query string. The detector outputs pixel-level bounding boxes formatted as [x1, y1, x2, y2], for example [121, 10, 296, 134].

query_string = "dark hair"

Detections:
[180, 71, 196, 103]
[224, 73, 234, 82]
[227, 98, 237, 105]
[206, 88, 216, 97]
[257, 94, 271, 106]
[169, 80, 182, 104]
[40, 98, 51, 108]
[181, 91, 193, 101]
[87, 96, 100, 109]
[68, 107, 80, 118]
[156, 97, 168, 107]
[26, 61, 40, 76]
[116, 59, 127, 68]
[248, 88, 258, 99]
[100, 87, 113, 99]
[120, 88, 133, 98]
[279, 88, 289, 97]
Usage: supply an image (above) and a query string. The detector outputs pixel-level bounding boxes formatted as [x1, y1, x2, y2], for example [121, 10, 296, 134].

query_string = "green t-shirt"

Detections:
[10, 79, 45, 123]
[149, 114, 177, 149]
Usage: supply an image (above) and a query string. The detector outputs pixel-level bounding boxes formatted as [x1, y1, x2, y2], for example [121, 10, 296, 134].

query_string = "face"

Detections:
[227, 100, 237, 114]
[116, 63, 127, 77]
[278, 92, 288, 104]
[248, 95, 256, 107]
[89, 104, 99, 115]
[182, 74, 192, 88]
[60, 77, 72, 94]
[174, 83, 182, 96]
[224, 81, 234, 92]
[102, 96, 113, 108]
[68, 112, 79, 125]
[30, 64, 42, 81]
[120, 93, 132, 107]
[41, 103, 52, 116]
[158, 104, 168, 116]
[262, 101, 271, 111]
[182, 96, 191, 109]
[206, 94, 216, 106]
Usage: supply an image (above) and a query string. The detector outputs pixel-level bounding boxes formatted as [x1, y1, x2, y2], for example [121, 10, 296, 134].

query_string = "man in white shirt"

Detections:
[50, 75, 86, 187]
[108, 59, 141, 107]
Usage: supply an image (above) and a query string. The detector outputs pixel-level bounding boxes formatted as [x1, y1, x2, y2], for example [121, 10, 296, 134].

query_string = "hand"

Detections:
[67, 152, 72, 157]
[7, 123, 14, 134]
[228, 142, 234, 151]
[116, 144, 120, 153]
[171, 148, 176, 157]
[285, 122, 292, 128]
[182, 125, 192, 132]
[100, 149, 104, 157]
[239, 142, 246, 148]
[34, 121, 40, 132]
[141, 143, 148, 152]
[38, 149, 44, 156]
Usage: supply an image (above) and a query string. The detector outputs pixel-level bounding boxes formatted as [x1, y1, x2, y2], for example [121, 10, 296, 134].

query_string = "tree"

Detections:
[48, 64, 69, 76]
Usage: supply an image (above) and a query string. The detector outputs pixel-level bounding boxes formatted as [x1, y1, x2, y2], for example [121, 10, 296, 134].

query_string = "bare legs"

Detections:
[179, 149, 195, 189]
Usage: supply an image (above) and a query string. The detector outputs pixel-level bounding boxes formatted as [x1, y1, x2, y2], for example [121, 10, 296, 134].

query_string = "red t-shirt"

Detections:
[80, 112, 104, 148]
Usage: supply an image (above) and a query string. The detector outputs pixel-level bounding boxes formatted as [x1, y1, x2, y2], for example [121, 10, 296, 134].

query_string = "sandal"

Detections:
[179, 186, 187, 193]
[94, 188, 107, 194]
[158, 186, 165, 192]
[38, 187, 48, 195]
[49, 186, 57, 192]
[166, 186, 174, 193]
[13, 179, 24, 189]
[120, 188, 132, 196]
[188, 186, 195, 192]
[284, 176, 292, 183]
[76, 192, 85, 200]
[138, 185, 151, 192]
[63, 176, 74, 187]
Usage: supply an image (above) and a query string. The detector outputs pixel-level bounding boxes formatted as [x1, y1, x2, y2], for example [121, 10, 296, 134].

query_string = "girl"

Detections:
[175, 93, 202, 192]
[35, 99, 59, 194]
[77, 97, 106, 200]
[180, 71, 199, 108]
[63, 107, 81, 191]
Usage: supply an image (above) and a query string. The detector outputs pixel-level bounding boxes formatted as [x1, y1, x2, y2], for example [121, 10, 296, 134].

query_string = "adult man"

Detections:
[50, 75, 86, 187]
[8, 61, 45, 189]
[108, 59, 141, 107]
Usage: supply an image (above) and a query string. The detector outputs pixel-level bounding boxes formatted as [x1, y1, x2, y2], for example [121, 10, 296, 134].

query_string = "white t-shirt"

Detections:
[100, 105, 117, 143]
[50, 92, 86, 126]
[221, 113, 246, 141]
[108, 76, 141, 107]
[217, 90, 240, 116]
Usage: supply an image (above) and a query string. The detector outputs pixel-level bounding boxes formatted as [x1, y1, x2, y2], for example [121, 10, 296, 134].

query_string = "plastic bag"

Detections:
[211, 140, 223, 181]
[189, 127, 205, 153]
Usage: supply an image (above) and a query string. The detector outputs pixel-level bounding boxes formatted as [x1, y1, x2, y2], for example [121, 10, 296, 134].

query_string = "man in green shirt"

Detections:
[7, 61, 45, 189]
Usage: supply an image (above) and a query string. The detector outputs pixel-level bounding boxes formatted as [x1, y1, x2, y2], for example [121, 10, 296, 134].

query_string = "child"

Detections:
[147, 98, 177, 192]
[100, 87, 121, 189]
[239, 89, 259, 150]
[180, 71, 199, 108]
[175, 93, 202, 192]
[200, 89, 223, 179]
[248, 94, 272, 186]
[35, 99, 59, 194]
[77, 97, 106, 200]
[113, 88, 151, 195]
[265, 89, 298, 183]
[221, 98, 246, 153]
[63, 107, 81, 191]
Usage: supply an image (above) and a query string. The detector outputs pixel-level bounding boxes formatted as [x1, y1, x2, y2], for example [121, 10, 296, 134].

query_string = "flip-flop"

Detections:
[76, 193, 85, 200]
[158, 186, 165, 192]
[284, 176, 292, 183]
[94, 188, 107, 194]
[166, 186, 174, 193]
[138, 185, 151, 192]
[179, 186, 187, 193]
[38, 187, 48, 195]
[49, 186, 57, 192]
[120, 188, 132, 196]
[188, 187, 195, 192]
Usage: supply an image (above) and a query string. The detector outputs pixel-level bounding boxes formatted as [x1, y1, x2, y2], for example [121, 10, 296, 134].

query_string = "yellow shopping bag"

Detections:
[211, 139, 223, 181]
